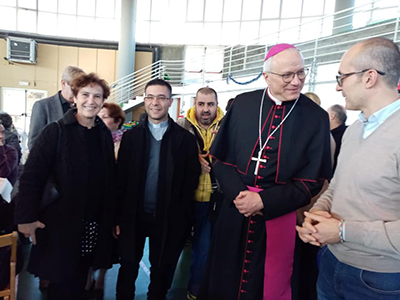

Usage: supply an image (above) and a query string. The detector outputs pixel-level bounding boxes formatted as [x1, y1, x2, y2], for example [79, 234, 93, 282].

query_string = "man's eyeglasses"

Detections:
[336, 69, 386, 87]
[144, 95, 170, 102]
[267, 68, 309, 83]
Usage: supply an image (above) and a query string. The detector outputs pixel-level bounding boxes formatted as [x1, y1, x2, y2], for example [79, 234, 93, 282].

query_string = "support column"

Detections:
[333, 0, 355, 35]
[117, 0, 137, 80]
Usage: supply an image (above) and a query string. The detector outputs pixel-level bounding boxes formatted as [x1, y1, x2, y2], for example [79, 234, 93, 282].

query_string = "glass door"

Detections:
[1, 87, 47, 153]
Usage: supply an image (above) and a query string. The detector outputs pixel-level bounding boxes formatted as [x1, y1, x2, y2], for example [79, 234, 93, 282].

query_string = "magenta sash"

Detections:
[247, 186, 296, 300]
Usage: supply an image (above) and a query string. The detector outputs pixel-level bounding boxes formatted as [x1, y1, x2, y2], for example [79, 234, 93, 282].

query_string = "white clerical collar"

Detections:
[267, 88, 282, 105]
[148, 119, 169, 128]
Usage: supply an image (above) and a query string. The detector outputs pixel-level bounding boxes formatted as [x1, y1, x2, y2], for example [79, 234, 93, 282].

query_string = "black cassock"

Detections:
[199, 89, 332, 300]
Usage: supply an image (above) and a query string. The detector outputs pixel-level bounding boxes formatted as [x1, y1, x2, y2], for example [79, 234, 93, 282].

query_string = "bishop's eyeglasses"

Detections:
[267, 68, 309, 83]
[336, 69, 386, 87]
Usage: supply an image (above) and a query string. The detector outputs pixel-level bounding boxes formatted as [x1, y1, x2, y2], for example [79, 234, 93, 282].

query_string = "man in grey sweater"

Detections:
[297, 37, 400, 299]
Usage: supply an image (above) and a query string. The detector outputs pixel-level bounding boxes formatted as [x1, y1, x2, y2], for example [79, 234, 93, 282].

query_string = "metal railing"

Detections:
[108, 0, 400, 105]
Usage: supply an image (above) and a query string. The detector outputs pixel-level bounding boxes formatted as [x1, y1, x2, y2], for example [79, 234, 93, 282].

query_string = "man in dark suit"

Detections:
[327, 104, 347, 174]
[28, 66, 84, 149]
[115, 79, 200, 300]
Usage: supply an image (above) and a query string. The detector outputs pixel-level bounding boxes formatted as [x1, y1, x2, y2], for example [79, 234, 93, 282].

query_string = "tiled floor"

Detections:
[16, 239, 191, 300]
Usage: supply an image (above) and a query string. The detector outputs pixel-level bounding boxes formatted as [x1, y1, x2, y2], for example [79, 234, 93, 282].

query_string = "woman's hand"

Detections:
[18, 221, 46, 245]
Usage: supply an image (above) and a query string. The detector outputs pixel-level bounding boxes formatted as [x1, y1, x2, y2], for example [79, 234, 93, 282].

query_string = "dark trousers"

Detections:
[116, 213, 182, 300]
[188, 202, 212, 297]
[47, 254, 92, 300]
[291, 235, 319, 300]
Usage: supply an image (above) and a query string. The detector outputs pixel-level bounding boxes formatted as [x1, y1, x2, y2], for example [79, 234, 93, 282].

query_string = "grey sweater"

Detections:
[313, 108, 400, 272]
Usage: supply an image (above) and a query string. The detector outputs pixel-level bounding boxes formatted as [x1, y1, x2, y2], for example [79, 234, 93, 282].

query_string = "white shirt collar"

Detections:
[267, 88, 282, 105]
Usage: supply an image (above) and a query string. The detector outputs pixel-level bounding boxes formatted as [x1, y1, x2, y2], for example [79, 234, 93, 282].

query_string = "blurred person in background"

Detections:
[98, 102, 126, 158]
[28, 66, 85, 150]
[0, 112, 21, 164]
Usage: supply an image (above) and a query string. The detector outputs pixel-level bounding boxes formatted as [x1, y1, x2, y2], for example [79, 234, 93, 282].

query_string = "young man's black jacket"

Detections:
[116, 116, 200, 266]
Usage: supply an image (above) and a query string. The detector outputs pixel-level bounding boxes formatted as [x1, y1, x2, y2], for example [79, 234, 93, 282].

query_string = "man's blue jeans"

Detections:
[318, 246, 400, 300]
[188, 202, 212, 297]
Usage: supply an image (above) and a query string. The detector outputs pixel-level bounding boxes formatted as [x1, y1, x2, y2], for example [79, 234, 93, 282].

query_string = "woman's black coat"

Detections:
[14, 109, 116, 282]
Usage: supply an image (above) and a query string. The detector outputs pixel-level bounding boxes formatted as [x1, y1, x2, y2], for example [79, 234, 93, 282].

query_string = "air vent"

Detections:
[7, 37, 37, 64]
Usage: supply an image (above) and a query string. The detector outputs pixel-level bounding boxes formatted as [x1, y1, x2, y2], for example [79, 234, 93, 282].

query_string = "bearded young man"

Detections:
[177, 87, 224, 299]
[198, 44, 332, 300]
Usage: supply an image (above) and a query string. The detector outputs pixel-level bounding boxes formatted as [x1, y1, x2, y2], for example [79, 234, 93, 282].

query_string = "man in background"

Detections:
[0, 112, 21, 164]
[177, 87, 224, 300]
[327, 104, 347, 173]
[28, 66, 84, 149]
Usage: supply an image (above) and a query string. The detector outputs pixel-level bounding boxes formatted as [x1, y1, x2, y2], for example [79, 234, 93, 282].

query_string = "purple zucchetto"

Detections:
[264, 43, 297, 61]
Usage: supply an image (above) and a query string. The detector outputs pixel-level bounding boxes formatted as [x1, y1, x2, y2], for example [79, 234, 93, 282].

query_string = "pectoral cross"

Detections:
[251, 151, 267, 175]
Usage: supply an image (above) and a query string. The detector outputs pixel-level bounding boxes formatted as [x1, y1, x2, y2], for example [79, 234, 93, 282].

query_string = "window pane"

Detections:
[223, 0, 241, 21]
[115, 0, 121, 18]
[18, 0, 36, 9]
[151, 0, 168, 21]
[185, 47, 204, 71]
[149, 21, 166, 43]
[38, 0, 57, 12]
[58, 14, 76, 37]
[168, 21, 186, 44]
[205, 0, 223, 21]
[0, 6, 16, 30]
[221, 22, 240, 45]
[372, 7, 397, 23]
[95, 18, 116, 40]
[96, 0, 114, 18]
[76, 16, 95, 39]
[281, 0, 301, 18]
[183, 22, 204, 45]
[137, 0, 151, 20]
[78, 0, 95, 16]
[38, 12, 57, 35]
[262, 0, 280, 18]
[169, 0, 186, 22]
[353, 8, 369, 29]
[187, 0, 204, 21]
[0, 0, 16, 7]
[324, 0, 335, 14]
[18, 9, 36, 33]
[321, 16, 333, 37]
[240, 21, 260, 44]
[279, 18, 300, 43]
[259, 20, 279, 44]
[242, 0, 261, 21]
[203, 23, 221, 44]
[377, 0, 398, 8]
[302, 0, 323, 16]
[315, 63, 339, 82]
[205, 47, 224, 72]
[58, 0, 76, 15]
[300, 17, 320, 42]
[136, 20, 150, 43]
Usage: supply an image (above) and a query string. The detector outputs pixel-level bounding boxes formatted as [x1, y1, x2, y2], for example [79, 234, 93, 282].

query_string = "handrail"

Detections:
[108, 0, 399, 106]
